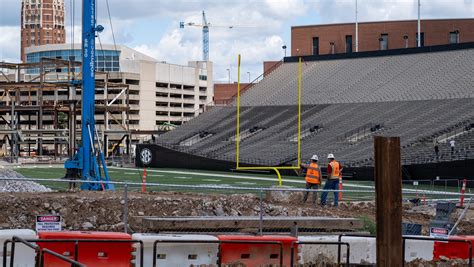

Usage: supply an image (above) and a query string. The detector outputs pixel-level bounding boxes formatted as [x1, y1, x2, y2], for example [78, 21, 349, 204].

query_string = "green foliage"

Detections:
[57, 112, 68, 129]
[358, 215, 376, 235]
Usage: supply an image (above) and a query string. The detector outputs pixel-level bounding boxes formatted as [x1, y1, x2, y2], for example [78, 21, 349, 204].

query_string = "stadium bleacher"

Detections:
[155, 46, 474, 168]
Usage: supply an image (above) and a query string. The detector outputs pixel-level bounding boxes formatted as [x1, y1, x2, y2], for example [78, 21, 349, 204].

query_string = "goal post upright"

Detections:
[235, 55, 303, 186]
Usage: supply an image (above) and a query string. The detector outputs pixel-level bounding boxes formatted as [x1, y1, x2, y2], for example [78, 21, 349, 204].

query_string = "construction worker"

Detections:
[321, 153, 343, 207]
[300, 155, 321, 204]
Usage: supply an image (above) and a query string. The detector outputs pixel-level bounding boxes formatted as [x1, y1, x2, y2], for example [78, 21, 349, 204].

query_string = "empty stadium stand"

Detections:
[141, 44, 474, 178]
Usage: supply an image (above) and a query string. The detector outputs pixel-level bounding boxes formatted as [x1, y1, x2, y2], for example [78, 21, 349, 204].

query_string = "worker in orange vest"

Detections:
[321, 153, 343, 207]
[300, 155, 321, 204]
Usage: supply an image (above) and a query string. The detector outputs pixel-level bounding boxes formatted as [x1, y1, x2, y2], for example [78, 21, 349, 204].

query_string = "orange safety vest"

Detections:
[305, 162, 321, 184]
[329, 161, 341, 179]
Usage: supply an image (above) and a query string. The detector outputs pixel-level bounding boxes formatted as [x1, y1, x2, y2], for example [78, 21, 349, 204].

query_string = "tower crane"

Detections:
[64, 0, 113, 190]
[180, 11, 247, 62]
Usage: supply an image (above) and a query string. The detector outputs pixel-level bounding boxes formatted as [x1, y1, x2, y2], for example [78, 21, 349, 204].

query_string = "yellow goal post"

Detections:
[235, 54, 303, 186]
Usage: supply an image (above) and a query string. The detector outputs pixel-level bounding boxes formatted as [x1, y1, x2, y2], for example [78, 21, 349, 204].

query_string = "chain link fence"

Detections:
[0, 177, 473, 266]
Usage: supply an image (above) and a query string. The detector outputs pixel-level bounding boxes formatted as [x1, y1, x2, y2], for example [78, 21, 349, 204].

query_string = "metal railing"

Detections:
[4, 237, 144, 267]
[3, 236, 86, 267]
[337, 234, 473, 267]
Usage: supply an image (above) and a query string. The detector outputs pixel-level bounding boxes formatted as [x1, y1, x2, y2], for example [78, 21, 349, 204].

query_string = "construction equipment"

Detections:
[180, 11, 213, 61]
[64, 0, 113, 190]
[180, 11, 254, 61]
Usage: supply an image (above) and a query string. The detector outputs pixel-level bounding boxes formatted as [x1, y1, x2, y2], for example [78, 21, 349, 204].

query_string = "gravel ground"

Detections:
[0, 167, 51, 193]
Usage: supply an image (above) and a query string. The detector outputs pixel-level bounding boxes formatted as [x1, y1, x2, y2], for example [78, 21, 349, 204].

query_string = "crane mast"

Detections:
[81, 0, 96, 184]
[202, 11, 209, 61]
[64, 0, 113, 190]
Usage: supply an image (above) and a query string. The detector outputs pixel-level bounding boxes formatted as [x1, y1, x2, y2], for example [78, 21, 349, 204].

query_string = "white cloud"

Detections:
[1, 0, 472, 81]
[0, 27, 20, 63]
[264, 0, 308, 18]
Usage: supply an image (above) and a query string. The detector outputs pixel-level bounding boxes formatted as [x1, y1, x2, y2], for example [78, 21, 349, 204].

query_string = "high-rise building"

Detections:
[21, 0, 66, 62]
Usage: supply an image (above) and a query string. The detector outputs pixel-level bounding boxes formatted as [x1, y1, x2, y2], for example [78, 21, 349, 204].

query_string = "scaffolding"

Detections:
[0, 58, 131, 164]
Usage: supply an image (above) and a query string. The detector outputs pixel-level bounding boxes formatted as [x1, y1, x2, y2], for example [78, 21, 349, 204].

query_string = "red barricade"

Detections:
[218, 235, 297, 266]
[37, 231, 133, 267]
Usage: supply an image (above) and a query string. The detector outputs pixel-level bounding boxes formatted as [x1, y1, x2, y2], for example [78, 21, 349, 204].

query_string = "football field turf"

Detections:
[13, 165, 461, 200]
[14, 165, 372, 190]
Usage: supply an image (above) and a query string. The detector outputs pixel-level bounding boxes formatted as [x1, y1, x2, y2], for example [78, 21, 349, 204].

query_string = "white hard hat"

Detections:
[311, 155, 319, 161]
[327, 153, 335, 159]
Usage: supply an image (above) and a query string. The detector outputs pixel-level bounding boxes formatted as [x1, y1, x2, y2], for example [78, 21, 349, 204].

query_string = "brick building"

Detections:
[291, 19, 474, 56]
[21, 0, 66, 62]
[214, 61, 281, 104]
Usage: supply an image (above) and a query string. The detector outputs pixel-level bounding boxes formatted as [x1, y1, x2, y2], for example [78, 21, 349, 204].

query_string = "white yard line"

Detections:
[236, 182, 257, 185]
[203, 179, 221, 182]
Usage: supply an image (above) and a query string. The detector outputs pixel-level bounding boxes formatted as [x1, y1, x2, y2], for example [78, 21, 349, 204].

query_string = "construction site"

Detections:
[0, 0, 474, 266]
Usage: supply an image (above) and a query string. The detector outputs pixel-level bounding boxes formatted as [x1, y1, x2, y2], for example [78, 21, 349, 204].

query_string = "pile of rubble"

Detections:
[0, 167, 51, 193]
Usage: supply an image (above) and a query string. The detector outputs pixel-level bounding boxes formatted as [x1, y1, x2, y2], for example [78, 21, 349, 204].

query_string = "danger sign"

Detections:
[36, 215, 62, 232]
[430, 227, 449, 239]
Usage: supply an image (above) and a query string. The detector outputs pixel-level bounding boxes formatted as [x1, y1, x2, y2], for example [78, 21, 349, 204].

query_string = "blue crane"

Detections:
[64, 0, 113, 190]
[179, 11, 251, 62]
[180, 11, 211, 61]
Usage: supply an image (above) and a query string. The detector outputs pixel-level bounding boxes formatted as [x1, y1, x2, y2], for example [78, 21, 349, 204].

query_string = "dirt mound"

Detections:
[0, 191, 472, 235]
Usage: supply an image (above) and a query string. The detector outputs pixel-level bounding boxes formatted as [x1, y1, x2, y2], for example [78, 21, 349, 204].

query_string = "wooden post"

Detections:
[374, 136, 402, 267]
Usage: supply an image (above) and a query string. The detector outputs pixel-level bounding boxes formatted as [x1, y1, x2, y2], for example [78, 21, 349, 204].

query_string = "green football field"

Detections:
[12, 165, 463, 201]
[14, 165, 305, 190]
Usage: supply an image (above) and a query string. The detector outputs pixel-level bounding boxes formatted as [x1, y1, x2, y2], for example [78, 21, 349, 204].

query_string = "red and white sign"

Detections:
[430, 227, 449, 238]
[36, 215, 62, 232]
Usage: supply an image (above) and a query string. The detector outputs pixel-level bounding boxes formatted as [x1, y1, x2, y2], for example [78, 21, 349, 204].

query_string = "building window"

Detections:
[379, 34, 388, 50]
[449, 31, 459, 44]
[312, 37, 319, 55]
[416, 32, 424, 47]
[199, 75, 207, 81]
[345, 35, 353, 53]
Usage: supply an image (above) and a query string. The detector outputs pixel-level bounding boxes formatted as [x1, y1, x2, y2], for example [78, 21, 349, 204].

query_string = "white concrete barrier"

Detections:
[132, 233, 219, 267]
[405, 237, 434, 262]
[0, 229, 37, 267]
[298, 235, 377, 265]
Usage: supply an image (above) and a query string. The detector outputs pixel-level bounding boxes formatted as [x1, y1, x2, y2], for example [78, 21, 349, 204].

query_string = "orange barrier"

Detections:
[218, 235, 297, 266]
[460, 178, 467, 207]
[37, 231, 133, 267]
[142, 167, 147, 193]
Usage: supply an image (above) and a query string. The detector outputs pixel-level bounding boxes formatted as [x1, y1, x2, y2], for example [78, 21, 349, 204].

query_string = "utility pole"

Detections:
[417, 0, 421, 47]
[374, 136, 403, 267]
[355, 0, 359, 52]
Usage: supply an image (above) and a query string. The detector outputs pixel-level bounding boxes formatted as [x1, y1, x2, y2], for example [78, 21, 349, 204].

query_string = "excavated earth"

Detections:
[0, 190, 473, 235]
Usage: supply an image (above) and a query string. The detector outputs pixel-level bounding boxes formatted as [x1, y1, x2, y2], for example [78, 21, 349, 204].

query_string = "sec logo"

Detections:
[140, 148, 152, 165]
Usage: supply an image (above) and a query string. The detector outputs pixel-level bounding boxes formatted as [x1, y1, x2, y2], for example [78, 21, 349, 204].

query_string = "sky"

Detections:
[0, 0, 473, 82]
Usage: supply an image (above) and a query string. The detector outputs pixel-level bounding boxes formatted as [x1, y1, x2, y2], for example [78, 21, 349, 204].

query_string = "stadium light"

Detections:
[282, 45, 287, 57]
[226, 68, 230, 83]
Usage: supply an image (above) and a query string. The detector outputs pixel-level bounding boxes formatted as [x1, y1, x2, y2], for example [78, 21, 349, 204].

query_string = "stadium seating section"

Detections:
[157, 47, 474, 167]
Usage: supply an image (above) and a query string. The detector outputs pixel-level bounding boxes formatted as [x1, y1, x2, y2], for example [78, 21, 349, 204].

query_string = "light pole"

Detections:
[355, 0, 359, 52]
[282, 45, 287, 57]
[226, 68, 230, 83]
[417, 0, 421, 47]
[247, 72, 250, 83]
